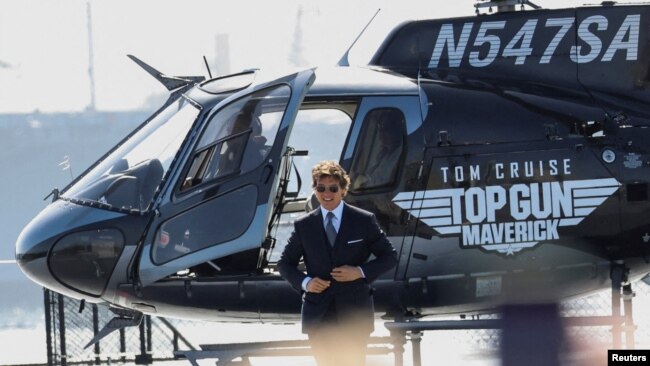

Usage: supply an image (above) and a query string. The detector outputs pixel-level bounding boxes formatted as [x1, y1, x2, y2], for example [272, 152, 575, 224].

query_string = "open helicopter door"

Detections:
[137, 70, 315, 287]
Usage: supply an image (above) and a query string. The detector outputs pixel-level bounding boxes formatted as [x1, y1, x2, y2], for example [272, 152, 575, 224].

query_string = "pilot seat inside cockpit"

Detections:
[103, 159, 164, 210]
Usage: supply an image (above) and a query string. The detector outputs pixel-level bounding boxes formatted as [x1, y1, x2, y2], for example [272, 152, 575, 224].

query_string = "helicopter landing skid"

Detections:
[174, 336, 398, 366]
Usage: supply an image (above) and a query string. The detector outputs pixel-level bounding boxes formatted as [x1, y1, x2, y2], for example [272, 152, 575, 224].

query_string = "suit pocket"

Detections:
[347, 238, 364, 244]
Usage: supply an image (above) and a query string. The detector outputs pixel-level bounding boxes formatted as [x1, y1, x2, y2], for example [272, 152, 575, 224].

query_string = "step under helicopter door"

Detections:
[137, 70, 315, 287]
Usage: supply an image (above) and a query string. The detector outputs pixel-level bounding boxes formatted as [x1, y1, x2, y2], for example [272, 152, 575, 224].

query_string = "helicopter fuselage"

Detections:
[16, 4, 650, 322]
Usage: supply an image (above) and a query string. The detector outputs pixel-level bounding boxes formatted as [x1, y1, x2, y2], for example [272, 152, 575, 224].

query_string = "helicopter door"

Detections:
[342, 96, 424, 279]
[137, 70, 315, 286]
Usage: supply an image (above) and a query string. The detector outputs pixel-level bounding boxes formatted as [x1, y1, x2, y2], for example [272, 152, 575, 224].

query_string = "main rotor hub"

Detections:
[474, 0, 542, 14]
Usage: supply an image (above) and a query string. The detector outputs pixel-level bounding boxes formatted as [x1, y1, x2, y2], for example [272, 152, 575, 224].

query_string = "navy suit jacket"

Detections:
[278, 202, 397, 334]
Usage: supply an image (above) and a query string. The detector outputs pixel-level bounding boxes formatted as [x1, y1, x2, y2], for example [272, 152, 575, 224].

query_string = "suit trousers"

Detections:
[309, 328, 369, 366]
[308, 302, 369, 366]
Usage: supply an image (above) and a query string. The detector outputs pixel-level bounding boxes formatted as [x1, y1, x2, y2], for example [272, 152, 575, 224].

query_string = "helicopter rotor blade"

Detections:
[127, 54, 204, 91]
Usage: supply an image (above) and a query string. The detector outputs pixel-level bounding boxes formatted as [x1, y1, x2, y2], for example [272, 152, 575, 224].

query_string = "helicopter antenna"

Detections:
[127, 54, 204, 91]
[337, 8, 381, 67]
[203, 55, 213, 79]
[86, 1, 96, 112]
[59, 155, 74, 181]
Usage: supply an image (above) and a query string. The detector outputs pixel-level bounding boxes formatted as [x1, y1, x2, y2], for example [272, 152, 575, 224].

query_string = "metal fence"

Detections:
[405, 278, 650, 357]
[43, 290, 195, 366]
[36, 279, 650, 366]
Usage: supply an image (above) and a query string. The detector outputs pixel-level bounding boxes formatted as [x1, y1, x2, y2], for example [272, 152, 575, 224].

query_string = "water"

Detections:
[0, 323, 47, 364]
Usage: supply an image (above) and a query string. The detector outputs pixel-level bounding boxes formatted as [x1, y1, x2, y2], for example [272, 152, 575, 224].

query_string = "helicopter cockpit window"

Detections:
[349, 108, 405, 191]
[49, 228, 125, 296]
[180, 85, 290, 191]
[62, 98, 200, 212]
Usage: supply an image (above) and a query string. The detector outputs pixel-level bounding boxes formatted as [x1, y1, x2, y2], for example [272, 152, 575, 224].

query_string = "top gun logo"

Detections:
[429, 14, 640, 68]
[393, 176, 621, 255]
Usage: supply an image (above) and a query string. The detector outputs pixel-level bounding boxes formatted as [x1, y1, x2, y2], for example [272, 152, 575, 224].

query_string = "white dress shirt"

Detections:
[320, 201, 344, 233]
[302, 201, 365, 291]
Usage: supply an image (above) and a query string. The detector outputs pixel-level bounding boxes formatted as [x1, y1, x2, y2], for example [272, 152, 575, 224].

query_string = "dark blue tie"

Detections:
[326, 212, 337, 246]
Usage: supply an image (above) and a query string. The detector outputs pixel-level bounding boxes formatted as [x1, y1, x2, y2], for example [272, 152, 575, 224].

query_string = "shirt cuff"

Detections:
[302, 276, 312, 292]
[358, 266, 366, 278]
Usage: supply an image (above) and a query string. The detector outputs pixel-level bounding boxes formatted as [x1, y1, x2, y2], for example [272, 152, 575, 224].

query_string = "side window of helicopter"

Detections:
[348, 108, 406, 192]
[180, 86, 290, 191]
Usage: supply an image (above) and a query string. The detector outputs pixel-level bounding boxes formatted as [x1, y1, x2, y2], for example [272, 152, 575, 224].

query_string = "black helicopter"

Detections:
[15, 1, 650, 331]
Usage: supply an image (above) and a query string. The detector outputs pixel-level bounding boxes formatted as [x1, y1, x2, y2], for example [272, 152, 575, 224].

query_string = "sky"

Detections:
[0, 0, 639, 113]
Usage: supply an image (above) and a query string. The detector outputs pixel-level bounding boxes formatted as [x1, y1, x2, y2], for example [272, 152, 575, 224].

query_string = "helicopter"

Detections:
[15, 0, 650, 340]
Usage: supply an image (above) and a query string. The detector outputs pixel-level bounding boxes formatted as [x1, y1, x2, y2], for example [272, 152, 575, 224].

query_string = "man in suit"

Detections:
[278, 160, 398, 366]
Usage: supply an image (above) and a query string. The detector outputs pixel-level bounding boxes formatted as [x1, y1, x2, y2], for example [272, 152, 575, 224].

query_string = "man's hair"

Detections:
[311, 160, 350, 191]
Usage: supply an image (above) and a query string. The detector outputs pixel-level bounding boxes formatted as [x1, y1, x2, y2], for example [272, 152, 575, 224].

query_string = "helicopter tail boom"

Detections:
[370, 5, 650, 117]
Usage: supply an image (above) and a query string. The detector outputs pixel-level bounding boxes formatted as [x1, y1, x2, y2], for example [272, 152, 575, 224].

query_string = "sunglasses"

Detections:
[315, 184, 340, 193]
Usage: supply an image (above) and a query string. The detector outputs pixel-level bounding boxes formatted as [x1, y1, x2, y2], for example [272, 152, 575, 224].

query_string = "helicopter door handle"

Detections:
[438, 131, 450, 146]
[261, 165, 273, 184]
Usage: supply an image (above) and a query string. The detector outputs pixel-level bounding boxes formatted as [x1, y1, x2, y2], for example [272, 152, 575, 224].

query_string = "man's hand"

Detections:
[331, 265, 363, 282]
[307, 277, 331, 293]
